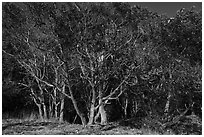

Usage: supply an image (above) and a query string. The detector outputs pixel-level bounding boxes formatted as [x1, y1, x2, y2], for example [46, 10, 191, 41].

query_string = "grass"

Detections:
[2, 120, 154, 135]
[2, 111, 202, 135]
[2, 111, 39, 121]
[1, 118, 176, 135]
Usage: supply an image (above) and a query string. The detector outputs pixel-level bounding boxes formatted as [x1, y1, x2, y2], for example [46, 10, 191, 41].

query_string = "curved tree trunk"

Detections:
[31, 89, 44, 121]
[94, 110, 100, 123]
[68, 82, 87, 126]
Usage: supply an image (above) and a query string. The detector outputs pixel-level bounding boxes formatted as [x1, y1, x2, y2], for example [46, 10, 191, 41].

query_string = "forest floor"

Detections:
[1, 119, 165, 135]
[2, 117, 201, 135]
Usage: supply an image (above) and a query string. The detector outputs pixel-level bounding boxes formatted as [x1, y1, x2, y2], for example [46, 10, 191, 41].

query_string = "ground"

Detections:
[1, 119, 164, 135]
[2, 117, 201, 135]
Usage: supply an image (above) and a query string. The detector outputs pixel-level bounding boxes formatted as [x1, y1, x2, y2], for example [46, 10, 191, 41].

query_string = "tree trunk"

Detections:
[48, 96, 53, 119]
[71, 97, 87, 126]
[59, 84, 65, 122]
[68, 83, 87, 126]
[37, 104, 43, 121]
[42, 103, 47, 120]
[94, 110, 100, 123]
[59, 99, 64, 122]
[88, 86, 96, 125]
[36, 80, 47, 119]
[31, 89, 44, 121]
[99, 101, 107, 125]
[54, 105, 58, 119]
[99, 86, 107, 125]
[124, 97, 128, 119]
[54, 66, 60, 120]
[134, 100, 138, 115]
[53, 88, 58, 119]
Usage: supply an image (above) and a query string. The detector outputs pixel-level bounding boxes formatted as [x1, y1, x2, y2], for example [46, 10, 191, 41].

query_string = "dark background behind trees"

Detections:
[2, 2, 202, 134]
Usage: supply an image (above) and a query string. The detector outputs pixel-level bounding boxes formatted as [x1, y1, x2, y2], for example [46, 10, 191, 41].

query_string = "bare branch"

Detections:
[2, 50, 15, 57]
[53, 84, 71, 99]
[30, 88, 41, 105]
[115, 32, 133, 51]
[102, 74, 129, 102]
[76, 45, 87, 58]
[108, 87, 124, 100]
[18, 82, 30, 88]
[41, 55, 46, 79]
[73, 2, 81, 11]
[37, 76, 54, 87]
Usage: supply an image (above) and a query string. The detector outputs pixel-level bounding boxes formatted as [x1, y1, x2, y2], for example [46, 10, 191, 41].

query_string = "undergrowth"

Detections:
[2, 111, 202, 135]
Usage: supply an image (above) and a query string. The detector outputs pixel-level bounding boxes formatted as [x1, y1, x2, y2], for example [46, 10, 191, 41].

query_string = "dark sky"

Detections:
[130, 2, 202, 17]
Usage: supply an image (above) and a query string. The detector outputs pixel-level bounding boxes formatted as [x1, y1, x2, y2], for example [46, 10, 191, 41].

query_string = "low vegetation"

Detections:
[2, 112, 201, 135]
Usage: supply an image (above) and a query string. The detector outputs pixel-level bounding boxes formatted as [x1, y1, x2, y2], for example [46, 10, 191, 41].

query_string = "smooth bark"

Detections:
[88, 86, 96, 125]
[59, 84, 65, 122]
[99, 86, 107, 125]
[48, 95, 53, 118]
[37, 104, 43, 121]
[42, 103, 48, 119]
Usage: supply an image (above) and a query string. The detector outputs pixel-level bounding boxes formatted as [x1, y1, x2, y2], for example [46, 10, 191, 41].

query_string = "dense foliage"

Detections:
[2, 2, 202, 134]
